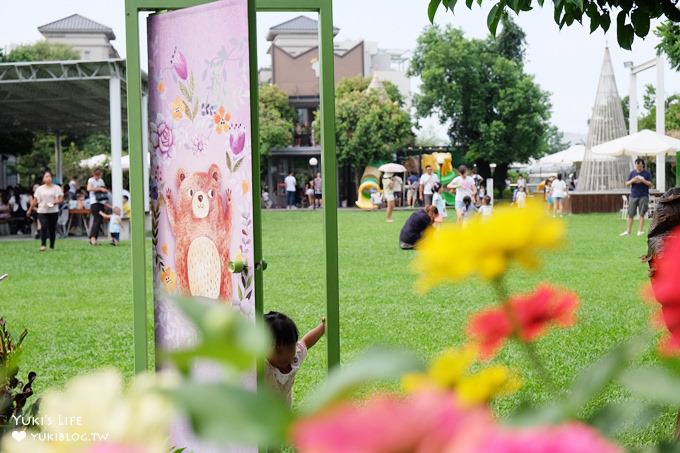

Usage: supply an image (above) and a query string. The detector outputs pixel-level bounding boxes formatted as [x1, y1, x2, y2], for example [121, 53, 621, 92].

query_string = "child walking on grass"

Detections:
[264, 311, 325, 406]
[99, 206, 122, 245]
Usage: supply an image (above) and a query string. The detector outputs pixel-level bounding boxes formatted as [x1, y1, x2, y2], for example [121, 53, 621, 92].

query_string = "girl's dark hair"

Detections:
[433, 183, 441, 192]
[264, 311, 298, 347]
[557, 173, 563, 180]
[463, 195, 472, 206]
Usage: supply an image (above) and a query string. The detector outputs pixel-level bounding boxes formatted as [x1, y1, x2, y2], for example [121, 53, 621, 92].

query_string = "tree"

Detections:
[427, 0, 680, 50]
[493, 15, 526, 65]
[410, 24, 552, 195]
[545, 125, 569, 155]
[258, 84, 296, 155]
[2, 41, 80, 62]
[656, 21, 680, 71]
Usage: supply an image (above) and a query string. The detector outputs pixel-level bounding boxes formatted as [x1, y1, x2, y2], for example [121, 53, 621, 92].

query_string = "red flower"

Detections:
[651, 228, 680, 354]
[468, 285, 579, 359]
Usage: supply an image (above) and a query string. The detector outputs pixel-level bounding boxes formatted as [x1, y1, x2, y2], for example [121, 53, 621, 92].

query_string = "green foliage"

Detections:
[410, 25, 552, 191]
[493, 15, 527, 64]
[636, 87, 680, 133]
[546, 125, 570, 154]
[258, 84, 296, 155]
[2, 41, 80, 62]
[427, 0, 680, 50]
[316, 76, 414, 170]
[656, 21, 680, 71]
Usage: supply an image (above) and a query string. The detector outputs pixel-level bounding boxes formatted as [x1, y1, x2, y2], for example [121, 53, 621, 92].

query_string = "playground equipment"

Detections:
[356, 164, 383, 209]
[422, 152, 456, 205]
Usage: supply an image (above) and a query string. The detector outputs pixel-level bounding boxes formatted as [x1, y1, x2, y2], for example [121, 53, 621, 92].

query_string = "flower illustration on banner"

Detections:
[241, 179, 250, 195]
[157, 80, 165, 93]
[160, 267, 177, 293]
[214, 106, 231, 134]
[172, 48, 188, 80]
[171, 97, 185, 120]
[192, 135, 208, 155]
[152, 163, 165, 185]
[150, 119, 175, 163]
[229, 130, 246, 155]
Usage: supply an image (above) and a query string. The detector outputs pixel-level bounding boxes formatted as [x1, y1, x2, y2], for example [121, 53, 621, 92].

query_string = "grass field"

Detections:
[0, 209, 674, 446]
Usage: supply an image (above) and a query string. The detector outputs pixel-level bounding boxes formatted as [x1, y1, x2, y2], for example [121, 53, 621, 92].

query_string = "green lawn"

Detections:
[0, 209, 674, 446]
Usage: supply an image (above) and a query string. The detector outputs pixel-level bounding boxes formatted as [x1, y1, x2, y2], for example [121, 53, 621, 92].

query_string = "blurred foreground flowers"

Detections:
[1, 369, 177, 453]
[650, 227, 680, 354]
[412, 201, 564, 292]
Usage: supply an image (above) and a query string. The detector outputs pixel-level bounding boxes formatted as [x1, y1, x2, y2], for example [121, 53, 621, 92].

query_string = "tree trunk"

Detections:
[493, 162, 509, 199]
[475, 160, 491, 181]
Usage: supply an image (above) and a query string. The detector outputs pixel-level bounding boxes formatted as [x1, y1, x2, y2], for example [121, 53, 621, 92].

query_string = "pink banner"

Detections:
[148, 1, 254, 450]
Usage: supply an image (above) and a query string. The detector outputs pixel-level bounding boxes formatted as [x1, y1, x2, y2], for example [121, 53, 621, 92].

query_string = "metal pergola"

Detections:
[0, 59, 148, 210]
[125, 0, 339, 373]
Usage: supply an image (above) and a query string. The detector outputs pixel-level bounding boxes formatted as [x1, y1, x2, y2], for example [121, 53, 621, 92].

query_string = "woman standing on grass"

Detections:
[27, 170, 63, 251]
[87, 168, 109, 245]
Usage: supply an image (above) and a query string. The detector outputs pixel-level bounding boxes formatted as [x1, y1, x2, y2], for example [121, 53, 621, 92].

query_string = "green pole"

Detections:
[124, 0, 149, 373]
[319, 0, 340, 369]
[676, 152, 679, 187]
[247, 0, 265, 387]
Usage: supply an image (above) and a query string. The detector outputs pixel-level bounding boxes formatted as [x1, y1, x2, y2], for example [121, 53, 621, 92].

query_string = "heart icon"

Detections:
[11, 431, 26, 442]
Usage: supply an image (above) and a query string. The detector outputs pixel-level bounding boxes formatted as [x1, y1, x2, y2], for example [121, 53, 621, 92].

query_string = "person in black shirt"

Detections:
[399, 205, 438, 249]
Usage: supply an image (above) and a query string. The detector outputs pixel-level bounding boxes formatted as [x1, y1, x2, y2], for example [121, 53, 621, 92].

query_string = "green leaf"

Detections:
[428, 0, 442, 22]
[164, 296, 269, 374]
[487, 3, 504, 36]
[508, 401, 568, 426]
[233, 157, 245, 173]
[465, 0, 474, 7]
[302, 346, 424, 414]
[182, 101, 192, 120]
[631, 8, 650, 38]
[179, 82, 191, 102]
[589, 13, 600, 33]
[189, 71, 195, 97]
[588, 401, 663, 437]
[600, 12, 611, 32]
[617, 10, 634, 49]
[225, 149, 233, 172]
[192, 99, 199, 120]
[566, 334, 648, 412]
[165, 382, 292, 447]
[620, 365, 680, 406]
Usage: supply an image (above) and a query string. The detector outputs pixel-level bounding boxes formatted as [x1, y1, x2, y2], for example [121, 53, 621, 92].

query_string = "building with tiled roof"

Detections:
[38, 14, 119, 60]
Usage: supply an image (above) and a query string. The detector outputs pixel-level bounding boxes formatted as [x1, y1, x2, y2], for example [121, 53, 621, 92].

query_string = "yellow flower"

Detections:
[171, 96, 185, 120]
[157, 80, 165, 93]
[401, 346, 476, 392]
[161, 243, 168, 255]
[456, 365, 521, 406]
[160, 267, 177, 293]
[401, 346, 520, 406]
[413, 201, 564, 292]
[242, 179, 250, 194]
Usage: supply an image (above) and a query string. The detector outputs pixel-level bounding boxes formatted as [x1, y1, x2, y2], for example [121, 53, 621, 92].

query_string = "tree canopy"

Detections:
[410, 21, 552, 193]
[656, 21, 680, 71]
[314, 76, 414, 170]
[427, 0, 680, 50]
[1, 41, 80, 62]
[258, 84, 297, 155]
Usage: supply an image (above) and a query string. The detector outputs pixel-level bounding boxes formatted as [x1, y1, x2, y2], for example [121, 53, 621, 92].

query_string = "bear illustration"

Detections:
[164, 163, 232, 302]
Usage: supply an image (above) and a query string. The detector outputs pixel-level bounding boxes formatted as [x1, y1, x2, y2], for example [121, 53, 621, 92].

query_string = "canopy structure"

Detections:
[592, 129, 680, 157]
[0, 59, 149, 210]
[537, 144, 586, 165]
[577, 48, 631, 192]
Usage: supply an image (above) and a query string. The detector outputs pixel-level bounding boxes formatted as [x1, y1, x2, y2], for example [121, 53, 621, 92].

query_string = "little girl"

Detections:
[479, 195, 493, 217]
[264, 311, 325, 406]
[431, 183, 447, 228]
[516, 186, 527, 208]
[99, 206, 122, 245]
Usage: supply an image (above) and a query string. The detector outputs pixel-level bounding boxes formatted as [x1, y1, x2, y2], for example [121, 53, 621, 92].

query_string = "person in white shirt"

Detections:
[419, 166, 439, 207]
[284, 171, 297, 209]
[516, 186, 527, 208]
[447, 165, 477, 222]
[87, 168, 109, 245]
[550, 173, 568, 217]
[27, 170, 64, 251]
[382, 173, 396, 223]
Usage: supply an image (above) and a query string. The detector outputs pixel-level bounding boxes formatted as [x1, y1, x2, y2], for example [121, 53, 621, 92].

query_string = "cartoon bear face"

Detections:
[175, 164, 222, 219]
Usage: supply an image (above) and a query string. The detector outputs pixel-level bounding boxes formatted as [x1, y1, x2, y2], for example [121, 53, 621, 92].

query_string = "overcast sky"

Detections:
[2, 0, 679, 140]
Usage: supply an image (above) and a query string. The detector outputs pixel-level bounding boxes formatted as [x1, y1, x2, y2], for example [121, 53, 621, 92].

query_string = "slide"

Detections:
[438, 170, 456, 206]
[356, 164, 383, 209]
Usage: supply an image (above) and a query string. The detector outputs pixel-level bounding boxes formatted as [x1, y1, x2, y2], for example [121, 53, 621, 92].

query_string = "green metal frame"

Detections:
[124, 0, 339, 374]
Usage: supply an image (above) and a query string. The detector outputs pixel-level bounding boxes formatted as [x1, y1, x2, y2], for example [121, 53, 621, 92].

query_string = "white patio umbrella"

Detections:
[378, 163, 407, 173]
[591, 129, 680, 157]
[538, 144, 585, 165]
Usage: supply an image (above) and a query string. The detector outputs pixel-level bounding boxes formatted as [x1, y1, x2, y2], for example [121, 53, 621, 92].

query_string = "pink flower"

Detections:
[291, 390, 491, 453]
[478, 423, 622, 453]
[230, 131, 246, 155]
[173, 51, 188, 80]
[651, 228, 680, 354]
[150, 121, 174, 160]
[86, 442, 147, 453]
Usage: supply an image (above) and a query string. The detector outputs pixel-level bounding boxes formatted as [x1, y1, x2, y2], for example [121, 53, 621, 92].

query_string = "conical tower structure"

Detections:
[577, 48, 631, 192]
